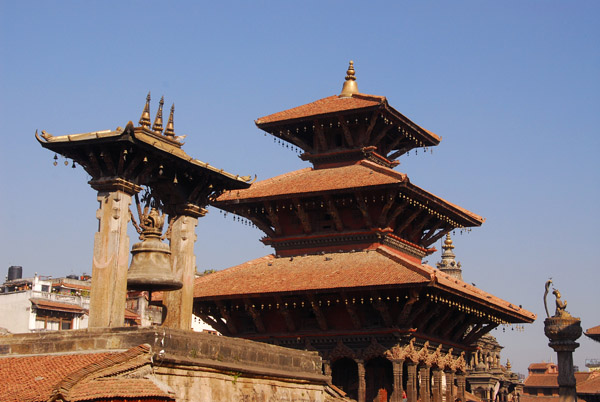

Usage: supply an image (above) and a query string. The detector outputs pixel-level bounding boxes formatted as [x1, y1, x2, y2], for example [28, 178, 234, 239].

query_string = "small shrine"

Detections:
[189, 62, 537, 402]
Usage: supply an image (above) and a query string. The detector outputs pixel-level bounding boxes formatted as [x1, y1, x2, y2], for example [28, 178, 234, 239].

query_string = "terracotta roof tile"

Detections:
[529, 362, 556, 371]
[0, 352, 112, 402]
[30, 298, 86, 314]
[255, 94, 385, 125]
[190, 245, 535, 321]
[577, 372, 600, 394]
[216, 160, 483, 224]
[586, 325, 600, 335]
[524, 374, 559, 388]
[68, 378, 173, 401]
[218, 161, 406, 201]
[193, 247, 431, 299]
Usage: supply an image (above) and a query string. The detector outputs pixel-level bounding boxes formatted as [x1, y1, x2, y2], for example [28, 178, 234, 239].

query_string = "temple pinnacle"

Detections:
[436, 233, 462, 280]
[152, 96, 164, 133]
[340, 60, 359, 98]
[164, 104, 175, 137]
[139, 92, 152, 128]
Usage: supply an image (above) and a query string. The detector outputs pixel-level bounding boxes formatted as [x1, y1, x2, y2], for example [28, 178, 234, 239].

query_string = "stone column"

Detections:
[407, 362, 418, 402]
[445, 370, 455, 402]
[162, 212, 200, 329]
[391, 359, 404, 402]
[544, 315, 582, 402]
[456, 373, 466, 402]
[88, 180, 140, 328]
[420, 365, 432, 402]
[356, 359, 366, 402]
[323, 360, 332, 377]
[432, 368, 443, 402]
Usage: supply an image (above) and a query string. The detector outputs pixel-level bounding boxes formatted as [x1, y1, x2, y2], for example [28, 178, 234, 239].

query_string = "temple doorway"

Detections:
[366, 357, 393, 401]
[332, 357, 359, 400]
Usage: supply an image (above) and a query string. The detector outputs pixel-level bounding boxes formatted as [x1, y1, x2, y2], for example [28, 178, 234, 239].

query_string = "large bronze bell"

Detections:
[127, 208, 182, 292]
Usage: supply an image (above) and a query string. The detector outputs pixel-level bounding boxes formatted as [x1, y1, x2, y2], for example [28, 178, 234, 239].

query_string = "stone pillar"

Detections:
[544, 315, 582, 402]
[162, 213, 200, 329]
[357, 359, 366, 402]
[407, 361, 418, 402]
[432, 368, 443, 402]
[391, 359, 404, 402]
[88, 181, 140, 328]
[420, 365, 432, 402]
[323, 360, 332, 377]
[456, 373, 466, 402]
[445, 370, 455, 402]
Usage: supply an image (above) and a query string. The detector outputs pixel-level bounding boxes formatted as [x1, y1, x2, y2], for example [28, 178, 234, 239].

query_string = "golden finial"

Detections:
[139, 92, 152, 128]
[340, 60, 359, 98]
[443, 233, 455, 251]
[164, 104, 175, 137]
[152, 96, 164, 133]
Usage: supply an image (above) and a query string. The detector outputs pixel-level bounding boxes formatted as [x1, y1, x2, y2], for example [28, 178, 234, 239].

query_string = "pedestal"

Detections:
[544, 316, 582, 402]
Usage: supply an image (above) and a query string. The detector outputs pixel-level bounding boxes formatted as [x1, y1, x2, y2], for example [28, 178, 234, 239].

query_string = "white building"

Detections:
[0, 274, 89, 333]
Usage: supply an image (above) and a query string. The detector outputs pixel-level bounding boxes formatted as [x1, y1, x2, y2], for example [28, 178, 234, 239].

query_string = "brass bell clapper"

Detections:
[128, 194, 182, 298]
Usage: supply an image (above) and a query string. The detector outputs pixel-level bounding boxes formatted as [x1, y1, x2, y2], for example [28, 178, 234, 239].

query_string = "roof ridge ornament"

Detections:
[139, 92, 152, 128]
[152, 96, 164, 133]
[436, 233, 462, 280]
[340, 60, 359, 98]
[164, 103, 175, 137]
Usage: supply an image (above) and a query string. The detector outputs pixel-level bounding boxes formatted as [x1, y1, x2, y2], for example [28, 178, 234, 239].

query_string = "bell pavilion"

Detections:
[188, 62, 537, 402]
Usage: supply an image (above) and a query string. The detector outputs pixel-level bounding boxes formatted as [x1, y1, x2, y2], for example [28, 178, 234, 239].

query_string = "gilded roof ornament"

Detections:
[139, 92, 152, 128]
[164, 104, 175, 137]
[436, 233, 462, 280]
[152, 96, 164, 133]
[340, 60, 359, 98]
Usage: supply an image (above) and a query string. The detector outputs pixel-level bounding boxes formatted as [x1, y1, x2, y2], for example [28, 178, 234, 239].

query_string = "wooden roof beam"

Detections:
[377, 191, 398, 227]
[404, 298, 429, 327]
[427, 307, 453, 335]
[293, 198, 312, 234]
[395, 208, 422, 236]
[308, 294, 328, 331]
[85, 151, 103, 178]
[363, 111, 379, 145]
[263, 201, 282, 235]
[421, 220, 445, 243]
[122, 153, 144, 178]
[355, 192, 373, 228]
[452, 317, 479, 343]
[237, 209, 275, 237]
[423, 227, 452, 247]
[275, 296, 296, 332]
[385, 199, 407, 229]
[440, 312, 466, 339]
[324, 195, 344, 231]
[196, 312, 230, 336]
[371, 291, 393, 327]
[415, 303, 441, 332]
[338, 116, 354, 147]
[244, 299, 266, 333]
[371, 124, 393, 148]
[397, 289, 419, 326]
[341, 292, 361, 329]
[100, 147, 117, 176]
[313, 121, 328, 151]
[463, 323, 499, 345]
[215, 301, 238, 335]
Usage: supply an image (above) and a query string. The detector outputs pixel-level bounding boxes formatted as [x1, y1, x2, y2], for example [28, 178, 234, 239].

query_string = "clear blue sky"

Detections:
[1, 1, 598, 375]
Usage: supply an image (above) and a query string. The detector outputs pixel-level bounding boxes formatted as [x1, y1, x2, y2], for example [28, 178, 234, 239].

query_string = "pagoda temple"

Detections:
[188, 62, 536, 402]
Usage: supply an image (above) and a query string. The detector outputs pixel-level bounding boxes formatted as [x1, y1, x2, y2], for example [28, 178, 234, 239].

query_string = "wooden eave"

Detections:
[36, 122, 251, 189]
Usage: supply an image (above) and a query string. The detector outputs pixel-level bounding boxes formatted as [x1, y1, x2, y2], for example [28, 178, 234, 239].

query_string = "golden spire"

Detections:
[340, 60, 359, 98]
[164, 104, 175, 137]
[152, 96, 164, 133]
[139, 92, 152, 128]
[443, 232, 455, 251]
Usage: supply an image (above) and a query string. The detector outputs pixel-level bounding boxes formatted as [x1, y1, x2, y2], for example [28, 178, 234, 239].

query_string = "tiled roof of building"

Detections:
[255, 94, 385, 124]
[67, 378, 173, 401]
[528, 362, 556, 371]
[124, 308, 141, 321]
[29, 298, 86, 314]
[190, 245, 535, 322]
[523, 371, 599, 395]
[0, 344, 174, 402]
[216, 160, 483, 224]
[524, 374, 559, 388]
[0, 351, 112, 402]
[193, 246, 429, 299]
[586, 325, 600, 335]
[578, 371, 600, 394]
